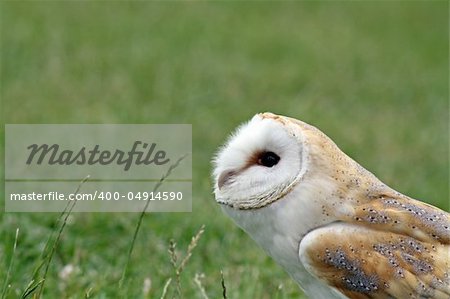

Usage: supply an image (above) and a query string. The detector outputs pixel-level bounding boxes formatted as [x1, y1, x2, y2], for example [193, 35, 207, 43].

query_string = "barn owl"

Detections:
[213, 112, 450, 299]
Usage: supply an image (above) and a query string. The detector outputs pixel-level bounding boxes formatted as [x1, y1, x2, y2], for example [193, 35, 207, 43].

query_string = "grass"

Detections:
[1, 1, 448, 298]
[1, 228, 18, 299]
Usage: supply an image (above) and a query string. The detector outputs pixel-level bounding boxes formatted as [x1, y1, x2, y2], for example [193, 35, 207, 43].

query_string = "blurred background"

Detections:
[1, 2, 448, 298]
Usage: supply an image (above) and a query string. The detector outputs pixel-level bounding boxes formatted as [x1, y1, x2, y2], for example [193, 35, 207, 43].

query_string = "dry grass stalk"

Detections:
[194, 273, 209, 299]
[168, 225, 205, 298]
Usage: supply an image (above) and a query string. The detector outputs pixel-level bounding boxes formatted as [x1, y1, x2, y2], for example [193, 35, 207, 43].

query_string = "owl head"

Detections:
[213, 112, 386, 211]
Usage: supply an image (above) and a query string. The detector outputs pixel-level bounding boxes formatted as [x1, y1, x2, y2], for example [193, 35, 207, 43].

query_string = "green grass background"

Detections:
[1, 1, 448, 298]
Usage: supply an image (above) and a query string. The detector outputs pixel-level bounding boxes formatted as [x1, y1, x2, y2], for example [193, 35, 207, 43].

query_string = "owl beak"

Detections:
[217, 170, 236, 190]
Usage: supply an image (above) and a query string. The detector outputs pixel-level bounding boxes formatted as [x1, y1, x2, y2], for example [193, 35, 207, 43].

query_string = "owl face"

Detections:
[213, 113, 309, 210]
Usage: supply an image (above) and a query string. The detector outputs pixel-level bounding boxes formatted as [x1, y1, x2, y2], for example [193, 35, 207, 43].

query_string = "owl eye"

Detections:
[258, 151, 280, 167]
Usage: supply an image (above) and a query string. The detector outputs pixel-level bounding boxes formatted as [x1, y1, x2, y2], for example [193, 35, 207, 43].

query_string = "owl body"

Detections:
[213, 113, 450, 299]
[222, 186, 347, 299]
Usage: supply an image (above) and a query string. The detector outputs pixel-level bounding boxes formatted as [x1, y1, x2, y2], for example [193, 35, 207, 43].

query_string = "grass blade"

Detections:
[20, 279, 44, 299]
[21, 176, 89, 298]
[221, 270, 227, 299]
[119, 154, 188, 289]
[1, 228, 19, 299]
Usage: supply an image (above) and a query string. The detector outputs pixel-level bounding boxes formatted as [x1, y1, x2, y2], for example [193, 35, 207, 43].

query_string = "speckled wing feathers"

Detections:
[346, 195, 450, 245]
[300, 196, 450, 299]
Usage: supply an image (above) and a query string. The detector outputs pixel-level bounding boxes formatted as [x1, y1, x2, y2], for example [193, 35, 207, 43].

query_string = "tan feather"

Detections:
[300, 223, 450, 299]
